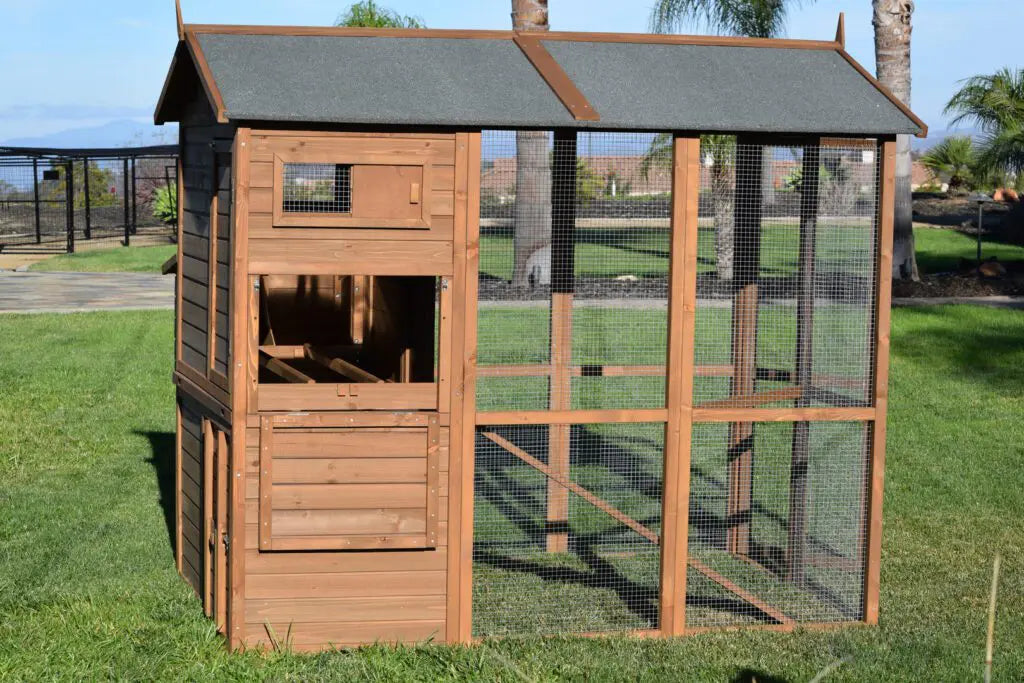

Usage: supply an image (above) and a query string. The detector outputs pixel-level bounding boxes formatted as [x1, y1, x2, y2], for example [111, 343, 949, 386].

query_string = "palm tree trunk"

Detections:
[511, 0, 553, 287]
[873, 0, 919, 280]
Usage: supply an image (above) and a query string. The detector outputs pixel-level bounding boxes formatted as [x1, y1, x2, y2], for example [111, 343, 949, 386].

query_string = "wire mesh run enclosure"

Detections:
[472, 131, 887, 637]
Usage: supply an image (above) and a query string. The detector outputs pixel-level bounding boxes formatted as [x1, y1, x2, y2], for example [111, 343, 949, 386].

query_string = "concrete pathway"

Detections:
[0, 271, 174, 314]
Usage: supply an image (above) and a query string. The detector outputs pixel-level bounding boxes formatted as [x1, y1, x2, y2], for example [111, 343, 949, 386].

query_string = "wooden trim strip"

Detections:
[660, 135, 701, 636]
[202, 418, 215, 616]
[270, 412, 431, 428]
[514, 36, 598, 121]
[693, 407, 875, 423]
[185, 24, 838, 51]
[864, 139, 896, 624]
[836, 49, 928, 137]
[258, 417, 273, 551]
[426, 415, 441, 548]
[175, 402, 184, 574]
[476, 409, 668, 425]
[482, 431, 659, 544]
[183, 32, 228, 123]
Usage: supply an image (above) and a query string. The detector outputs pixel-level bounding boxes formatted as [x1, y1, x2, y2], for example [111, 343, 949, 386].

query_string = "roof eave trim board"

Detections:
[836, 48, 928, 138]
[185, 31, 229, 124]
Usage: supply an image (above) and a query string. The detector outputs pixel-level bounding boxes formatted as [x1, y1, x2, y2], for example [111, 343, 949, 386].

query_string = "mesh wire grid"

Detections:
[282, 162, 352, 214]
[0, 157, 69, 252]
[693, 140, 879, 409]
[473, 422, 665, 636]
[686, 421, 870, 627]
[476, 130, 670, 412]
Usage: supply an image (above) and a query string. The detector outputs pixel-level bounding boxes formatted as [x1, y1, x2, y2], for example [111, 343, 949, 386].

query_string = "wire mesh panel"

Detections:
[686, 421, 870, 627]
[477, 130, 671, 411]
[282, 163, 352, 213]
[570, 132, 670, 410]
[473, 422, 664, 636]
[693, 140, 880, 409]
[0, 156, 69, 253]
[477, 130, 553, 412]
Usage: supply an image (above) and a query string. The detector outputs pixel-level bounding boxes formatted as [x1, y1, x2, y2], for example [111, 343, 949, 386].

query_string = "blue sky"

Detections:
[0, 0, 1016, 142]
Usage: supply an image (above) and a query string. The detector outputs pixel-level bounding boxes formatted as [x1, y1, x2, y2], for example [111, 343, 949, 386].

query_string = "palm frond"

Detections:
[649, 0, 800, 38]
[944, 68, 1024, 133]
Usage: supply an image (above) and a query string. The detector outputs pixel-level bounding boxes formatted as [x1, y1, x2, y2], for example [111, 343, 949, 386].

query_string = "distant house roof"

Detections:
[155, 26, 926, 137]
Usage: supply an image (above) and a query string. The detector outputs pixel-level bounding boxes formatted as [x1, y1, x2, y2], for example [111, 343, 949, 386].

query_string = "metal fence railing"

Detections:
[0, 144, 178, 254]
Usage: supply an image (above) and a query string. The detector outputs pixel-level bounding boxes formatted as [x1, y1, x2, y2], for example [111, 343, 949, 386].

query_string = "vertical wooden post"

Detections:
[447, 132, 481, 643]
[725, 140, 763, 557]
[660, 135, 701, 636]
[547, 129, 577, 553]
[786, 142, 821, 582]
[459, 132, 482, 641]
[227, 126, 251, 650]
[864, 138, 896, 624]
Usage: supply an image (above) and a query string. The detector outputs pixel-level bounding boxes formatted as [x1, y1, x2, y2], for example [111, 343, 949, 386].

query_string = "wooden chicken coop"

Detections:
[155, 13, 925, 651]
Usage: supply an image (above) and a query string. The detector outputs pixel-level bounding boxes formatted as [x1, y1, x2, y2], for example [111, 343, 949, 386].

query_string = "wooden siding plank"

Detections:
[248, 239, 453, 276]
[273, 457, 427, 484]
[246, 571, 447, 599]
[246, 595, 445, 623]
[257, 383, 437, 412]
[272, 483, 427, 510]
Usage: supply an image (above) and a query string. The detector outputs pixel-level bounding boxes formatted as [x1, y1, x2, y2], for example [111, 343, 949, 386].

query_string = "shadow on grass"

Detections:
[139, 430, 176, 554]
[731, 670, 790, 683]
[892, 306, 1024, 397]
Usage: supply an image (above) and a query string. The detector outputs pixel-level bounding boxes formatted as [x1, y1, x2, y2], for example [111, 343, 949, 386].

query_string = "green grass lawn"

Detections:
[1, 306, 1022, 679]
[29, 244, 177, 273]
[914, 227, 1024, 273]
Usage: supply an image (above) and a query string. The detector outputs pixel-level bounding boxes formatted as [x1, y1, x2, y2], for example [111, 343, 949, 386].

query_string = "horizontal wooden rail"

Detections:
[476, 409, 668, 425]
[476, 362, 866, 388]
[693, 407, 875, 423]
[481, 431, 793, 626]
[694, 387, 802, 410]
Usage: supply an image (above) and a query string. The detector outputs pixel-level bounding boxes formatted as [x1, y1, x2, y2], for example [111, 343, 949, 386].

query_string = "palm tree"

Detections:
[641, 134, 737, 279]
[872, 0, 917, 280]
[945, 68, 1024, 176]
[648, 0, 809, 281]
[919, 136, 975, 194]
[510, 0, 553, 287]
[335, 0, 424, 28]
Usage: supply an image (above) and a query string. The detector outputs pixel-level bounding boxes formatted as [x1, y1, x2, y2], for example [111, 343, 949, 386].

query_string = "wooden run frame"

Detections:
[461, 133, 897, 639]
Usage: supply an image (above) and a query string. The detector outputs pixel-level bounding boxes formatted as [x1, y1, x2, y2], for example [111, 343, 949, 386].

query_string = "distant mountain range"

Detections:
[1, 119, 178, 150]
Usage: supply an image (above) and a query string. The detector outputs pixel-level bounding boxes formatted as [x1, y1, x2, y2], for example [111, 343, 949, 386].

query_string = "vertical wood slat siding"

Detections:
[660, 136, 701, 636]
[864, 139, 896, 624]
